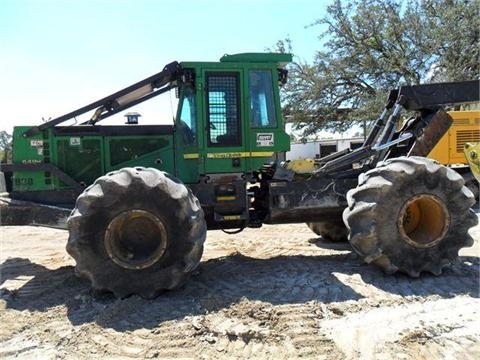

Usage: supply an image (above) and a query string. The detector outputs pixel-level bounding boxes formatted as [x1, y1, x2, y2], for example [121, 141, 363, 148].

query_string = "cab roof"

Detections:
[220, 52, 292, 66]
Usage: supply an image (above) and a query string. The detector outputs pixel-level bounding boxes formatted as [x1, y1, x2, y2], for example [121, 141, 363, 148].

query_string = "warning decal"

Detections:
[256, 133, 274, 147]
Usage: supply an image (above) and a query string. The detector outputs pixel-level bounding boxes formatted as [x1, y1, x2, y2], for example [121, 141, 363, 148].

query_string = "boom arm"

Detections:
[23, 61, 183, 138]
[392, 80, 479, 111]
[318, 80, 480, 175]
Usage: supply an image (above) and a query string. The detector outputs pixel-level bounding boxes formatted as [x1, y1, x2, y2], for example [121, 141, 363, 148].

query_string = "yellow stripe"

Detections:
[222, 215, 241, 220]
[206, 151, 274, 159]
[184, 152, 274, 159]
[183, 153, 199, 159]
[216, 196, 236, 201]
[249, 151, 274, 157]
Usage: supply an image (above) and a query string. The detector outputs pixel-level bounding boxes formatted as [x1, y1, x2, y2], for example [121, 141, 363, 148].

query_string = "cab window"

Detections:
[178, 86, 197, 145]
[249, 70, 276, 128]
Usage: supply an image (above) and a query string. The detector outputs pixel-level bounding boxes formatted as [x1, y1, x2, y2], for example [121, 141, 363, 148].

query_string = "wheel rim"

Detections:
[104, 209, 168, 269]
[398, 194, 450, 248]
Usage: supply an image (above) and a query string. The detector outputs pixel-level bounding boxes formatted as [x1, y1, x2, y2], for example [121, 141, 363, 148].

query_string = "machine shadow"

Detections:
[0, 251, 478, 332]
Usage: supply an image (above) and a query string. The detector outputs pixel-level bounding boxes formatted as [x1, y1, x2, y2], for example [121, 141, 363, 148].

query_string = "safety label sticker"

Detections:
[70, 137, 81, 146]
[256, 133, 274, 147]
[30, 140, 43, 147]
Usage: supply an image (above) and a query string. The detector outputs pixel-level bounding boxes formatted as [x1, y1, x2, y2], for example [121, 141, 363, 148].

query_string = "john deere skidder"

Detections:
[3, 53, 478, 297]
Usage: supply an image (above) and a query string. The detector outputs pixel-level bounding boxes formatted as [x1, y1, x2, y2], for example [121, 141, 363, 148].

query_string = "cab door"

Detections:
[174, 83, 200, 184]
[246, 68, 291, 171]
[201, 70, 247, 174]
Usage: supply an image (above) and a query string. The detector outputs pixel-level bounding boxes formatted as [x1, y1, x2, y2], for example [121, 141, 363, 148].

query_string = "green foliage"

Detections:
[0, 131, 12, 163]
[280, 0, 479, 138]
[0, 131, 12, 150]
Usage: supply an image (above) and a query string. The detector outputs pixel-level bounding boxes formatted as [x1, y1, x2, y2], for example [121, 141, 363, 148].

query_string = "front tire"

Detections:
[343, 157, 477, 277]
[67, 167, 206, 298]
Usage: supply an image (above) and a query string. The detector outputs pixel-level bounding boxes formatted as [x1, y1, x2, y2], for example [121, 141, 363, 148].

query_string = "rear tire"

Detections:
[343, 156, 477, 277]
[307, 218, 348, 242]
[67, 167, 206, 298]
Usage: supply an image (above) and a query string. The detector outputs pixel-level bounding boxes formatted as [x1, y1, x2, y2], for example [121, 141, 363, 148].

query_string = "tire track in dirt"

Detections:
[1, 220, 479, 359]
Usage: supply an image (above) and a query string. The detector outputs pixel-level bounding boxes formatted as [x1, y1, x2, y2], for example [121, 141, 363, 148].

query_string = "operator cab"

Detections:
[175, 53, 292, 181]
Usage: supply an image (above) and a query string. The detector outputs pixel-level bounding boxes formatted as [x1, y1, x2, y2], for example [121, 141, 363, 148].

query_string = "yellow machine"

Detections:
[464, 142, 480, 182]
[428, 110, 479, 199]
[285, 158, 316, 174]
[428, 110, 480, 164]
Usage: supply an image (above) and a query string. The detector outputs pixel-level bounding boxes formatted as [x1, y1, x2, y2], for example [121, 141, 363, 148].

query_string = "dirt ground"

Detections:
[1, 209, 479, 359]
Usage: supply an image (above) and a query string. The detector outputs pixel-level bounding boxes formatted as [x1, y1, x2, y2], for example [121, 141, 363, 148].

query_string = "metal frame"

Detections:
[52, 124, 174, 136]
[318, 80, 480, 176]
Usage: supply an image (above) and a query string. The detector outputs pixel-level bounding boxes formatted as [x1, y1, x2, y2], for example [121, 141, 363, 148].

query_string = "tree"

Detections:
[280, 0, 479, 137]
[0, 131, 12, 163]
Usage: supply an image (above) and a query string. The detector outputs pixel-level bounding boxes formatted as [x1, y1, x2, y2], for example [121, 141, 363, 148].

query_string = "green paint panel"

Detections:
[56, 137, 103, 186]
[11, 127, 49, 191]
[109, 137, 169, 166]
[105, 135, 174, 174]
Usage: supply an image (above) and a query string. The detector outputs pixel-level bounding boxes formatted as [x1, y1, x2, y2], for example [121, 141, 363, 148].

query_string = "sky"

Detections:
[0, 0, 330, 133]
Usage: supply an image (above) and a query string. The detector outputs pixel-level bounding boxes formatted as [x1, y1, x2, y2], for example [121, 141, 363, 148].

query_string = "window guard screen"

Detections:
[206, 73, 241, 146]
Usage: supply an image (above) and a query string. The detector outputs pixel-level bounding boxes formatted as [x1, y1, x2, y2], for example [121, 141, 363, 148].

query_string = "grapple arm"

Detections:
[319, 80, 479, 176]
[395, 80, 479, 111]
